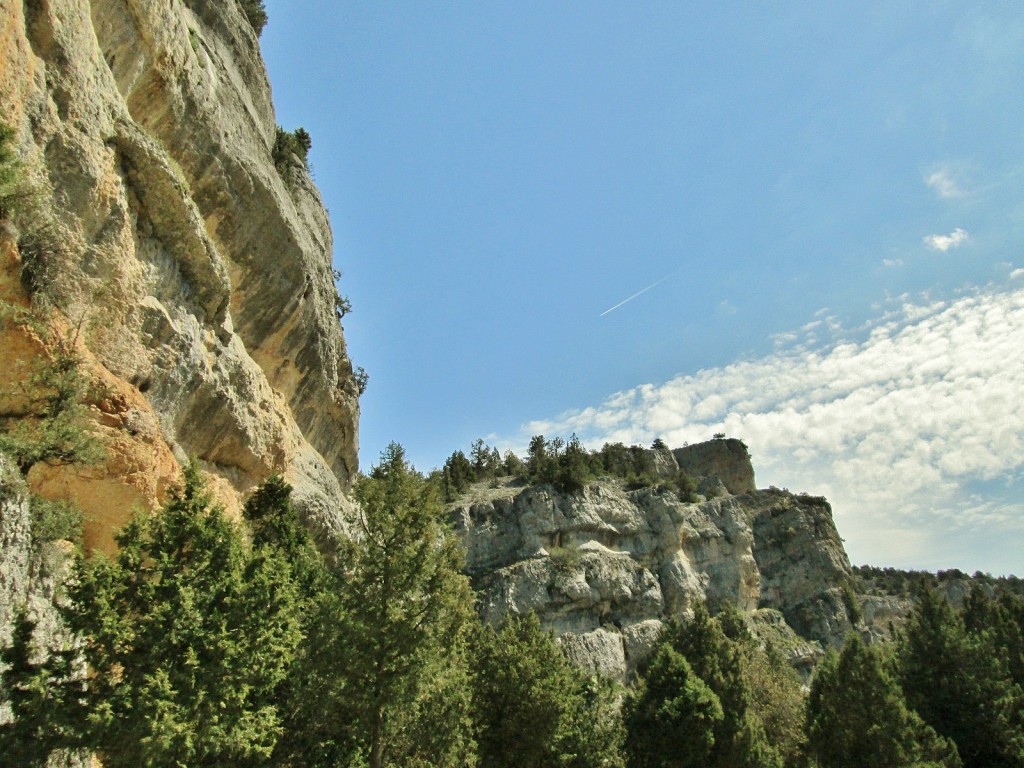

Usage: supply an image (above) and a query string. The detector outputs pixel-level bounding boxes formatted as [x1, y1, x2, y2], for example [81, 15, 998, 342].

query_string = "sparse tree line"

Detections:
[439, 435, 699, 502]
[854, 564, 1024, 601]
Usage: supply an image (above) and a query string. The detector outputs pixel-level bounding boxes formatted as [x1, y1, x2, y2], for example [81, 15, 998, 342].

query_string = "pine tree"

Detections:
[471, 612, 624, 768]
[0, 613, 84, 766]
[527, 434, 557, 484]
[556, 434, 596, 493]
[666, 605, 781, 768]
[807, 634, 961, 768]
[623, 641, 723, 768]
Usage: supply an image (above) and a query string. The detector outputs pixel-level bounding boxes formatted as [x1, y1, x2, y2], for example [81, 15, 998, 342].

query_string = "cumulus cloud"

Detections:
[924, 228, 969, 252]
[926, 168, 964, 199]
[513, 284, 1024, 574]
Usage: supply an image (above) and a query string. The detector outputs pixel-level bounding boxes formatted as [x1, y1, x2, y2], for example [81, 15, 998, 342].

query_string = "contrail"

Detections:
[599, 270, 679, 317]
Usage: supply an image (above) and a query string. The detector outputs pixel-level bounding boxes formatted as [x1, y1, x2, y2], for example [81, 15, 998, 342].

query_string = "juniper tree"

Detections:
[896, 588, 1024, 768]
[344, 443, 476, 768]
[65, 464, 303, 767]
[807, 634, 961, 768]
[471, 612, 625, 768]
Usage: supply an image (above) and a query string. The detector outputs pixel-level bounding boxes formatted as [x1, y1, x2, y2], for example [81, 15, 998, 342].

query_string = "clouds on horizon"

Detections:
[511, 282, 1024, 574]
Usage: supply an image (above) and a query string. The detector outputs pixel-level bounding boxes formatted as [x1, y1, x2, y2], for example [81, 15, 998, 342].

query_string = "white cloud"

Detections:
[1011, 268, 1024, 280]
[882, 258, 903, 268]
[508, 284, 1024, 574]
[923, 228, 969, 252]
[926, 168, 964, 199]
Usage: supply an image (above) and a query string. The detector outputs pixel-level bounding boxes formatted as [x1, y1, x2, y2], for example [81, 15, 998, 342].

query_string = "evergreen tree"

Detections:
[471, 612, 624, 768]
[442, 449, 476, 500]
[502, 449, 524, 477]
[962, 588, 1024, 690]
[556, 434, 596, 493]
[0, 613, 84, 766]
[527, 434, 557, 484]
[714, 602, 806, 766]
[897, 588, 1024, 767]
[344, 443, 476, 768]
[241, 476, 360, 768]
[64, 463, 303, 767]
[807, 634, 961, 768]
[666, 605, 781, 768]
[623, 642, 723, 768]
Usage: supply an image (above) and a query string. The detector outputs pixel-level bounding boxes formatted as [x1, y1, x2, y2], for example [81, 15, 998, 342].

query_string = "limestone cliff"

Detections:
[0, 0, 359, 549]
[450, 441, 858, 681]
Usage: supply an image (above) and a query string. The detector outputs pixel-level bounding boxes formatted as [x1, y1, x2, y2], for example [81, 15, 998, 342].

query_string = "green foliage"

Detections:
[273, 126, 312, 185]
[624, 606, 783, 768]
[623, 642, 723, 768]
[0, 306, 104, 475]
[64, 463, 303, 766]
[896, 587, 1024, 768]
[442, 448, 475, 500]
[238, 0, 268, 36]
[353, 365, 369, 396]
[28, 493, 83, 548]
[665, 605, 781, 768]
[671, 470, 699, 503]
[346, 443, 477, 768]
[807, 634, 961, 768]
[336, 292, 352, 319]
[471, 612, 625, 768]
[0, 123, 35, 222]
[0, 612, 84, 765]
[853, 564, 1024, 601]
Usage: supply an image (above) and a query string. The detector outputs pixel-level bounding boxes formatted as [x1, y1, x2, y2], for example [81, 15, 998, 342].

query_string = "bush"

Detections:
[28, 495, 83, 548]
[238, 0, 268, 36]
[0, 306, 104, 475]
[272, 127, 312, 186]
[353, 366, 368, 396]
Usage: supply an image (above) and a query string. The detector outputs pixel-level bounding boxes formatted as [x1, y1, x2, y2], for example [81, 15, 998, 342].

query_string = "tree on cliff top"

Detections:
[239, 0, 268, 36]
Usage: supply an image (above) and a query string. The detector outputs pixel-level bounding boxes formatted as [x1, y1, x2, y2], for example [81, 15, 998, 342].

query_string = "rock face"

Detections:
[673, 438, 756, 495]
[451, 442, 856, 682]
[0, 0, 359, 546]
[0, 456, 79, 735]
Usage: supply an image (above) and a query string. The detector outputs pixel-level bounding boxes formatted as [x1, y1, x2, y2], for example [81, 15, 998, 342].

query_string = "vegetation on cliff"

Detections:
[439, 435, 700, 501]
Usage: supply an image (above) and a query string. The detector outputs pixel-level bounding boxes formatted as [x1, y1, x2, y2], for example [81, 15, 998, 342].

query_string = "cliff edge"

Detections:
[0, 0, 358, 549]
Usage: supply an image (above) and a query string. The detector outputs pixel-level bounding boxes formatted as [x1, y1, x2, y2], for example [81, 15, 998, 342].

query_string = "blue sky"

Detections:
[261, 2, 1024, 574]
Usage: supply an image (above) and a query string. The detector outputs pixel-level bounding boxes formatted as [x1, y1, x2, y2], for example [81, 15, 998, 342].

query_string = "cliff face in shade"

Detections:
[0, 0, 359, 546]
[450, 441, 857, 682]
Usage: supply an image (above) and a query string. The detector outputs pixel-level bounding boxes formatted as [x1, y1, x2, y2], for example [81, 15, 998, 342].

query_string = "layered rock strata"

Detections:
[0, 0, 358, 548]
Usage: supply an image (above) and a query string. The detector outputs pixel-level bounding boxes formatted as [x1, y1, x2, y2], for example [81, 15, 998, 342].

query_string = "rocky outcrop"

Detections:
[673, 438, 756, 495]
[450, 447, 857, 682]
[0, 0, 359, 546]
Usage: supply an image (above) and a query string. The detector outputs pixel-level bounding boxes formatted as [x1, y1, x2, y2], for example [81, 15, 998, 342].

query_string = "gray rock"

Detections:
[453, 448, 859, 680]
